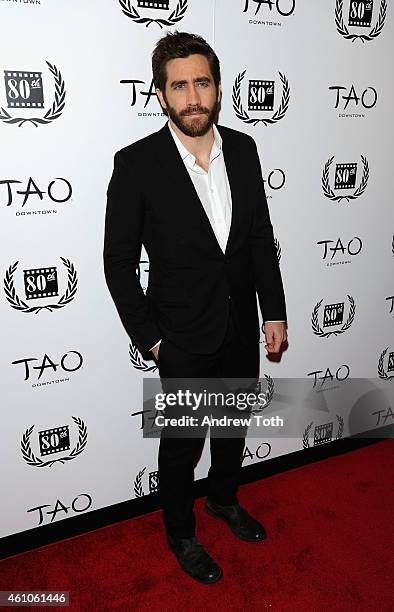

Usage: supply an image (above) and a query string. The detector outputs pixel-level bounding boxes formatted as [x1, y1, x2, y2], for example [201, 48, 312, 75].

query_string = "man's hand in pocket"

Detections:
[151, 340, 161, 361]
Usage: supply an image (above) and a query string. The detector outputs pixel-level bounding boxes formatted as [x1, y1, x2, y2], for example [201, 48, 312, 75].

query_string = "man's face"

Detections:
[156, 54, 221, 137]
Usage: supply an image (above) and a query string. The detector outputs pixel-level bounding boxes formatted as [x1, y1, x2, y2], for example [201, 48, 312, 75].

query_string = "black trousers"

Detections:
[156, 302, 260, 538]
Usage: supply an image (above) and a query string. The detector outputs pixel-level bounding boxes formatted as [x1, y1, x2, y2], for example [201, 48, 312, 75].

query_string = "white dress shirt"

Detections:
[169, 121, 232, 253]
[149, 122, 284, 352]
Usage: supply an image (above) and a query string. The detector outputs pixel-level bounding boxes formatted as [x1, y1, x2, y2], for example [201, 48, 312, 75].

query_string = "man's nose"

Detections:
[186, 84, 201, 107]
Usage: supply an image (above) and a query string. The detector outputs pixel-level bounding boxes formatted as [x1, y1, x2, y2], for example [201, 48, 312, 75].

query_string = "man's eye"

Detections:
[197, 82, 209, 87]
[174, 84, 185, 89]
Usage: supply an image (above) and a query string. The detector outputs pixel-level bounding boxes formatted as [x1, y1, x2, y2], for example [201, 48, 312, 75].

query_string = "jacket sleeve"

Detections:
[103, 150, 161, 359]
[248, 137, 287, 324]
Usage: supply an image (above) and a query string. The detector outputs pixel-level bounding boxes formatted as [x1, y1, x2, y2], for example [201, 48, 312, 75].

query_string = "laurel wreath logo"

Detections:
[378, 347, 394, 381]
[275, 238, 281, 262]
[335, 0, 387, 42]
[251, 374, 274, 414]
[312, 295, 355, 337]
[322, 155, 369, 203]
[119, 0, 188, 28]
[134, 467, 146, 497]
[0, 62, 65, 128]
[21, 416, 87, 468]
[303, 415, 344, 448]
[4, 257, 77, 314]
[129, 340, 158, 372]
[232, 70, 290, 127]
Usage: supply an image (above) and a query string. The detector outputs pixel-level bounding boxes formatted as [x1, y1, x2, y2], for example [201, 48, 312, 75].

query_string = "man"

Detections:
[104, 31, 287, 584]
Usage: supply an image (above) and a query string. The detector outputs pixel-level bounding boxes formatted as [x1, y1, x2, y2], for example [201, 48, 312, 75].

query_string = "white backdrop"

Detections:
[0, 0, 393, 539]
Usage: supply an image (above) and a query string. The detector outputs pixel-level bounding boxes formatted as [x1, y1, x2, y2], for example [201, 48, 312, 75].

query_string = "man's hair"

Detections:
[152, 31, 221, 92]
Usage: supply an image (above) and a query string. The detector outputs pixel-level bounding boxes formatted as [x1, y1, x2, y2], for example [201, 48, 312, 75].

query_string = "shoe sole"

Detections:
[205, 505, 267, 543]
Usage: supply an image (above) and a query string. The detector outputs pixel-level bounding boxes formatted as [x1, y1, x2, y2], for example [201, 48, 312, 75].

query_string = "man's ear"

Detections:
[156, 88, 166, 110]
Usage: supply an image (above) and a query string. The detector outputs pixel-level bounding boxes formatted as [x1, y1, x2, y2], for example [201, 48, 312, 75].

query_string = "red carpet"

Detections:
[1, 439, 393, 611]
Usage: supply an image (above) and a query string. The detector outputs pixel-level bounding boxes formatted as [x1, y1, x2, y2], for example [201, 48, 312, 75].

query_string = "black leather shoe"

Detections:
[166, 534, 223, 584]
[205, 498, 267, 542]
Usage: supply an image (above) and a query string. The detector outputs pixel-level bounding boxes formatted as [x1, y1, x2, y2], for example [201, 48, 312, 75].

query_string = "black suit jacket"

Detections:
[104, 123, 287, 360]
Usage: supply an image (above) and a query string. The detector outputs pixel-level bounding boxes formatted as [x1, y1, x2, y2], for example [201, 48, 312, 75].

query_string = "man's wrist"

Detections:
[149, 339, 162, 352]
[262, 320, 286, 332]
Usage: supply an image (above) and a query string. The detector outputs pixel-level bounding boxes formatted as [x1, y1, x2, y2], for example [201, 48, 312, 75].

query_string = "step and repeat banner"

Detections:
[0, 0, 393, 539]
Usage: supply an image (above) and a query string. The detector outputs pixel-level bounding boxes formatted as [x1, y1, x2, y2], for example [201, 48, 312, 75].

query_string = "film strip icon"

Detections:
[323, 302, 344, 327]
[39, 425, 70, 456]
[335, 163, 357, 190]
[4, 71, 44, 108]
[314, 422, 333, 445]
[23, 267, 59, 300]
[149, 471, 160, 493]
[348, 0, 374, 27]
[137, 0, 169, 8]
[248, 80, 275, 111]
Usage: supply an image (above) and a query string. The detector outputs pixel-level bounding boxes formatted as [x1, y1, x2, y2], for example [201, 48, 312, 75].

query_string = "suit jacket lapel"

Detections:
[217, 125, 242, 256]
[153, 123, 241, 257]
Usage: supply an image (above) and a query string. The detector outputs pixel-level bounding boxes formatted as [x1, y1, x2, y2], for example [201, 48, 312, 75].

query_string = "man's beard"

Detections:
[163, 95, 220, 137]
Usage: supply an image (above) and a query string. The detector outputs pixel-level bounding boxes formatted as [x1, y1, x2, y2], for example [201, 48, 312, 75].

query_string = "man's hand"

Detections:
[151, 344, 160, 361]
[263, 322, 287, 353]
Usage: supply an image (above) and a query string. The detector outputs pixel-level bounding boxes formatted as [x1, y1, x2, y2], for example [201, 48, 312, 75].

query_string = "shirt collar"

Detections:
[168, 121, 222, 169]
